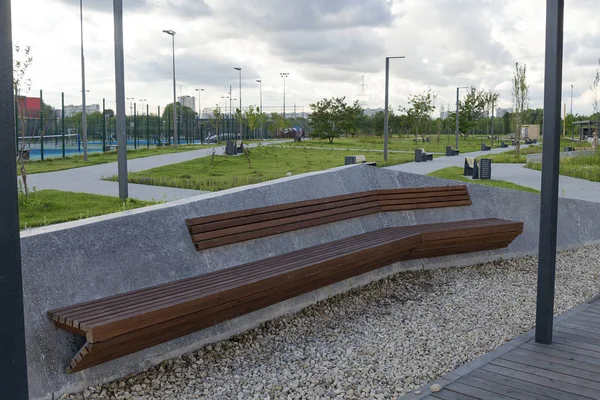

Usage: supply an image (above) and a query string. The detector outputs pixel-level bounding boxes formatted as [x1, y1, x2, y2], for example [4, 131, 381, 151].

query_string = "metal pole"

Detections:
[133, 102, 137, 149]
[570, 84, 573, 116]
[239, 70, 242, 139]
[40, 89, 44, 160]
[114, 0, 128, 200]
[535, 0, 564, 345]
[384, 57, 390, 161]
[258, 79, 262, 139]
[455, 87, 459, 150]
[62, 92, 65, 158]
[102, 98, 106, 152]
[80, 0, 88, 161]
[0, 0, 29, 395]
[491, 98, 495, 148]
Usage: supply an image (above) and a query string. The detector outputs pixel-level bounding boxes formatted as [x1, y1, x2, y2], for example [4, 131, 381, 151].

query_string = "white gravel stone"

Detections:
[67, 246, 600, 399]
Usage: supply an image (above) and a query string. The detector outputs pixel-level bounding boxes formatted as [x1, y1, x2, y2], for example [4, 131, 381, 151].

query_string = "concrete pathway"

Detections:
[23, 142, 281, 202]
[386, 144, 600, 203]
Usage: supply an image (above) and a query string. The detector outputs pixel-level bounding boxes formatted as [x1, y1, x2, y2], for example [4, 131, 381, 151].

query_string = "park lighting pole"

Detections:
[80, 0, 88, 161]
[257, 79, 262, 139]
[280, 72, 289, 119]
[1, 0, 29, 396]
[234, 67, 242, 139]
[455, 86, 469, 150]
[163, 29, 177, 148]
[139, 99, 146, 115]
[113, 0, 128, 200]
[570, 84, 573, 115]
[384, 56, 405, 161]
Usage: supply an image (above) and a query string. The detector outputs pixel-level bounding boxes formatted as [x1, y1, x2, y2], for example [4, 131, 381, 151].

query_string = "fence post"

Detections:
[40, 89, 44, 160]
[146, 104, 149, 148]
[133, 103, 137, 149]
[61, 92, 65, 158]
[157, 106, 161, 145]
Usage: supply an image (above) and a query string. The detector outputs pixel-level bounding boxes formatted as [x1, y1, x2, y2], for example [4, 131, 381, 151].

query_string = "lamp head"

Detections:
[234, 67, 242, 71]
[162, 30, 176, 36]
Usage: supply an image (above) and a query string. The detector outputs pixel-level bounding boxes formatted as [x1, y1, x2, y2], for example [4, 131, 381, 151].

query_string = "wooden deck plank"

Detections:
[444, 381, 519, 399]
[500, 349, 600, 382]
[431, 390, 479, 400]
[457, 374, 544, 400]
[468, 369, 582, 400]
[517, 343, 600, 366]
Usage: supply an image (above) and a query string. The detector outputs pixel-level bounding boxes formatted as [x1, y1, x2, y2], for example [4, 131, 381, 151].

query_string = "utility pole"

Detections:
[80, 0, 88, 161]
[114, 0, 128, 200]
[280, 72, 289, 120]
[384, 56, 405, 161]
[162, 29, 177, 147]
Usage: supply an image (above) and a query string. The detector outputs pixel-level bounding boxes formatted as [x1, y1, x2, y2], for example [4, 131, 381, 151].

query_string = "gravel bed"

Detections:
[64, 246, 600, 400]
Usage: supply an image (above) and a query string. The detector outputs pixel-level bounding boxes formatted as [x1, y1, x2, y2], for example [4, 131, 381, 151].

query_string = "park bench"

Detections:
[415, 148, 433, 162]
[481, 143, 491, 151]
[500, 141, 509, 148]
[445, 146, 460, 156]
[49, 186, 523, 373]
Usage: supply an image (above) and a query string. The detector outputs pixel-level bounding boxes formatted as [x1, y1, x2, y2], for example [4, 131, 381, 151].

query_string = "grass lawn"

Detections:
[280, 135, 499, 154]
[107, 146, 414, 192]
[21, 143, 217, 174]
[478, 138, 591, 164]
[427, 167, 540, 193]
[527, 150, 600, 182]
[19, 189, 153, 229]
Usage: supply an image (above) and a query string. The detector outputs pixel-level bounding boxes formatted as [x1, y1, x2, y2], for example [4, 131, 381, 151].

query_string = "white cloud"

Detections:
[9, 0, 600, 115]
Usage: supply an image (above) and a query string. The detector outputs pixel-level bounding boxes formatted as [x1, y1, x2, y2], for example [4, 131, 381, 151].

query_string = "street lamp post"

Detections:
[163, 29, 177, 148]
[221, 95, 229, 141]
[257, 79, 262, 139]
[234, 67, 242, 140]
[80, 0, 88, 161]
[455, 86, 469, 150]
[384, 56, 405, 161]
[280, 72, 289, 120]
[113, 0, 128, 200]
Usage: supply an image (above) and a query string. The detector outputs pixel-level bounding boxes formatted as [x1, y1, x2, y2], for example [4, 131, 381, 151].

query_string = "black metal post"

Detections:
[61, 92, 65, 158]
[146, 104, 149, 148]
[40, 89, 44, 160]
[102, 98, 106, 152]
[133, 102, 137, 149]
[0, 0, 30, 396]
[535, 0, 564, 344]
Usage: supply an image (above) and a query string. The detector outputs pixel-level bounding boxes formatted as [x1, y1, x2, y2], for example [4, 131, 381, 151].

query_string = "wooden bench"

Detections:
[186, 186, 472, 251]
[48, 187, 523, 373]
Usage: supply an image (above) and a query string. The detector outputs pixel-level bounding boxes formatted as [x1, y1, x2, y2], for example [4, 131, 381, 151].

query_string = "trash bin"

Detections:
[479, 159, 492, 180]
[345, 156, 357, 165]
[415, 148, 423, 163]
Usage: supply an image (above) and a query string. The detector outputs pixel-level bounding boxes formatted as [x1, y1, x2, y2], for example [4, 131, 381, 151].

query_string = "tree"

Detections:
[162, 102, 197, 121]
[459, 86, 487, 135]
[591, 69, 599, 138]
[512, 62, 529, 155]
[209, 104, 222, 140]
[404, 87, 437, 141]
[13, 43, 33, 198]
[245, 106, 260, 139]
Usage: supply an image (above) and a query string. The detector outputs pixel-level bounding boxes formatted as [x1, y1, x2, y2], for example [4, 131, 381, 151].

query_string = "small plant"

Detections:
[243, 147, 252, 169]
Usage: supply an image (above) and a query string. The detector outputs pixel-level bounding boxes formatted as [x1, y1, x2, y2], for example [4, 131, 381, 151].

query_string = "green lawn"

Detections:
[527, 150, 600, 182]
[107, 146, 414, 192]
[478, 138, 591, 164]
[21, 143, 217, 174]
[427, 167, 540, 193]
[19, 189, 153, 229]
[281, 135, 499, 154]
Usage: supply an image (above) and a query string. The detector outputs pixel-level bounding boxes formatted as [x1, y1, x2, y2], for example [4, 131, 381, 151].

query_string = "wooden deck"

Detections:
[402, 296, 600, 400]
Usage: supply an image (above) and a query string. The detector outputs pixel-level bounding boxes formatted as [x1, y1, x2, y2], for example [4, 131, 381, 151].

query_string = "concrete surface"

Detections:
[20, 165, 600, 399]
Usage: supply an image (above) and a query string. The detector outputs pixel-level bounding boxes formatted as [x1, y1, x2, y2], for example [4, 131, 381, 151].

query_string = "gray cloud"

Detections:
[215, 0, 393, 32]
[57, 0, 211, 18]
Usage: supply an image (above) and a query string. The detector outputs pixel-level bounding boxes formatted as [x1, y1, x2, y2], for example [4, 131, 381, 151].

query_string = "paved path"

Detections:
[23, 142, 281, 202]
[387, 144, 600, 203]
[401, 295, 600, 400]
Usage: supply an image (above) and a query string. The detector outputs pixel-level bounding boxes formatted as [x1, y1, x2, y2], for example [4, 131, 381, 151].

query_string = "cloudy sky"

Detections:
[10, 0, 600, 116]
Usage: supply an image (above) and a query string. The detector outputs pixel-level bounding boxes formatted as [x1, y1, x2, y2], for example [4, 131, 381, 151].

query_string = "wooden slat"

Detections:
[186, 186, 471, 250]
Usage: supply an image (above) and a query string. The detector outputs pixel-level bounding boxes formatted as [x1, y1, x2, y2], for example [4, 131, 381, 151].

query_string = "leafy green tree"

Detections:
[13, 43, 33, 197]
[209, 104, 222, 140]
[512, 62, 529, 155]
[245, 106, 261, 138]
[162, 102, 197, 121]
[404, 87, 437, 141]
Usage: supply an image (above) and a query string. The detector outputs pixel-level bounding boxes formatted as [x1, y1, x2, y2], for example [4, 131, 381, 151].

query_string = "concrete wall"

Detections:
[19, 165, 600, 399]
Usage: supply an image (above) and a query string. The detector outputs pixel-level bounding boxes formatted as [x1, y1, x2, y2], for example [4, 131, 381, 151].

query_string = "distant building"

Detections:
[497, 107, 513, 118]
[178, 95, 195, 110]
[63, 104, 101, 118]
[440, 110, 452, 119]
